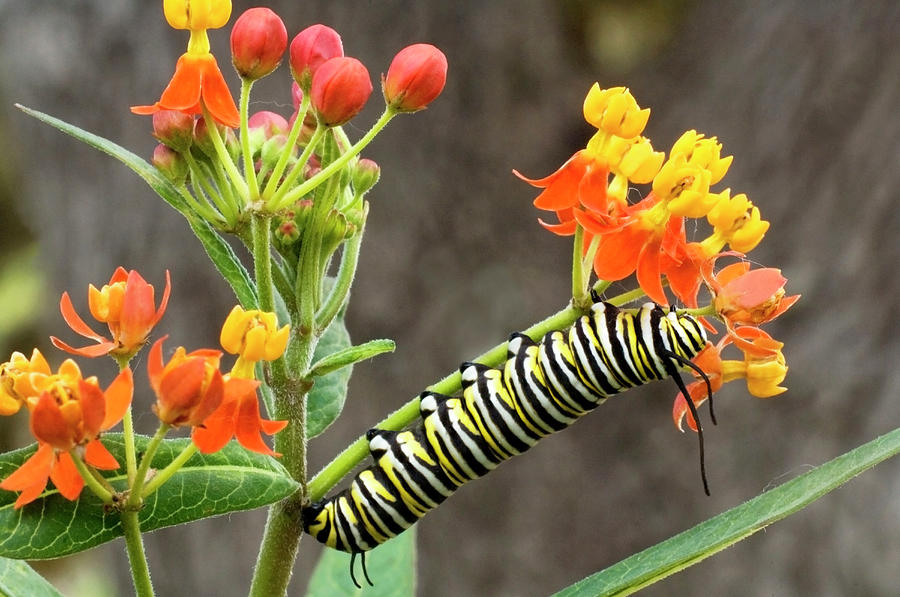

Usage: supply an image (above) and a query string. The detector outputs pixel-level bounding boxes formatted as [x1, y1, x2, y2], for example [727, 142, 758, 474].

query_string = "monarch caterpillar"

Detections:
[303, 300, 712, 587]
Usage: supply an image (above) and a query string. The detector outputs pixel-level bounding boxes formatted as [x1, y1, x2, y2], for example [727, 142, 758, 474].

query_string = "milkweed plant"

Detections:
[1, 2, 895, 596]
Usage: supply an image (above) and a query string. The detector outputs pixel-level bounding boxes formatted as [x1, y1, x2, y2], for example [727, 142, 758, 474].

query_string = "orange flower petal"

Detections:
[1, 442, 53, 492]
[101, 368, 134, 431]
[159, 358, 207, 411]
[157, 53, 205, 111]
[85, 438, 120, 470]
[147, 337, 168, 392]
[592, 224, 647, 281]
[58, 292, 105, 341]
[515, 151, 590, 211]
[50, 452, 85, 501]
[49, 337, 118, 358]
[30, 394, 74, 449]
[234, 392, 280, 456]
[636, 237, 667, 305]
[191, 400, 237, 454]
[79, 380, 107, 439]
[198, 55, 240, 128]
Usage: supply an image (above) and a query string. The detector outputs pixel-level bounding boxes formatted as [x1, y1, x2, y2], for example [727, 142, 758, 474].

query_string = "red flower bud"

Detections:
[152, 110, 194, 152]
[291, 81, 304, 110]
[383, 44, 448, 112]
[231, 7, 288, 81]
[289, 24, 344, 91]
[310, 57, 372, 127]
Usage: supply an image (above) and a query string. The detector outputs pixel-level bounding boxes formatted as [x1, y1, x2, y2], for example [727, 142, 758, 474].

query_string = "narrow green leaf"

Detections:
[305, 526, 416, 597]
[308, 339, 395, 378]
[0, 434, 298, 560]
[0, 557, 64, 597]
[553, 427, 900, 596]
[16, 105, 258, 309]
[307, 315, 353, 439]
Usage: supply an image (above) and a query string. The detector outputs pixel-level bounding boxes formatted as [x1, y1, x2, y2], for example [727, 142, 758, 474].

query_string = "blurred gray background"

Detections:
[1, 0, 898, 595]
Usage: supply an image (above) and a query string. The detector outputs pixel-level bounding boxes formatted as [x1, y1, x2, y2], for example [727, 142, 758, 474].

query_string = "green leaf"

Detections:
[0, 433, 298, 560]
[307, 315, 353, 439]
[552, 427, 900, 597]
[308, 339, 395, 378]
[16, 105, 258, 309]
[305, 526, 416, 597]
[0, 557, 64, 597]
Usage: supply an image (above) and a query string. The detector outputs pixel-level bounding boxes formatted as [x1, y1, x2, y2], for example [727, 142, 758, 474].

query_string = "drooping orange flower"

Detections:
[51, 268, 170, 360]
[0, 364, 132, 508]
[703, 259, 800, 327]
[131, 0, 239, 128]
[191, 376, 287, 456]
[673, 326, 788, 432]
[147, 337, 224, 428]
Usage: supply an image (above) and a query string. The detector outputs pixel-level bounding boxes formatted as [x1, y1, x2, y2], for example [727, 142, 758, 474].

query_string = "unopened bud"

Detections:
[290, 24, 344, 91]
[152, 110, 194, 152]
[383, 44, 448, 112]
[231, 7, 288, 81]
[152, 144, 188, 184]
[311, 57, 372, 126]
[351, 158, 380, 194]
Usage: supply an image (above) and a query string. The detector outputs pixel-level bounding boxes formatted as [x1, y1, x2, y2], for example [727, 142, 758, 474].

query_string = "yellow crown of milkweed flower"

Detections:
[220, 306, 290, 363]
[0, 349, 51, 415]
[164, 0, 232, 31]
[670, 130, 733, 185]
[586, 133, 663, 185]
[705, 189, 770, 252]
[582, 84, 650, 139]
[652, 154, 716, 218]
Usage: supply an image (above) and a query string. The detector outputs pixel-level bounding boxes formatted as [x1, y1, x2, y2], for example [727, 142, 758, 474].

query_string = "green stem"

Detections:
[240, 78, 261, 201]
[202, 108, 250, 201]
[121, 408, 138, 486]
[128, 424, 170, 508]
[121, 509, 155, 597]
[141, 442, 197, 498]
[265, 122, 327, 211]
[251, 213, 275, 313]
[271, 107, 397, 211]
[262, 93, 311, 201]
[70, 452, 113, 503]
[571, 224, 586, 303]
[315, 205, 366, 332]
[177, 182, 223, 225]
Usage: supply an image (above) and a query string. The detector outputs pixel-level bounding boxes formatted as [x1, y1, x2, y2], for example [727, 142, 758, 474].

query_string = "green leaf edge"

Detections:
[0, 557, 64, 597]
[553, 426, 900, 596]
[15, 104, 258, 309]
[0, 433, 299, 560]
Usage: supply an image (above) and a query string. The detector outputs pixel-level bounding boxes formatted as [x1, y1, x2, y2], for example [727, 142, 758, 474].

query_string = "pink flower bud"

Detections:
[351, 158, 380, 194]
[383, 44, 448, 112]
[291, 82, 304, 110]
[231, 7, 288, 80]
[152, 110, 194, 152]
[152, 144, 188, 183]
[248, 111, 289, 137]
[289, 24, 344, 91]
[311, 57, 372, 127]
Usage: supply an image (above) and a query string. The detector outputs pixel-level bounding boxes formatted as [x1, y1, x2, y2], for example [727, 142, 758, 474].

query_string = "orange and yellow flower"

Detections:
[703, 259, 800, 327]
[131, 0, 239, 128]
[148, 337, 224, 428]
[219, 306, 289, 378]
[0, 349, 52, 416]
[0, 360, 133, 508]
[51, 268, 170, 361]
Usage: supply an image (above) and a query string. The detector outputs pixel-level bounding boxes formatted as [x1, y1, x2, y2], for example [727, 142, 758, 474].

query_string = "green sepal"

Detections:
[16, 105, 258, 309]
[307, 339, 395, 379]
[0, 433, 298, 560]
[305, 526, 416, 596]
[0, 557, 64, 597]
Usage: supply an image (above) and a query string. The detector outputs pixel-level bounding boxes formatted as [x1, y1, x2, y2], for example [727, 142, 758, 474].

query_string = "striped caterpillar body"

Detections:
[302, 301, 710, 585]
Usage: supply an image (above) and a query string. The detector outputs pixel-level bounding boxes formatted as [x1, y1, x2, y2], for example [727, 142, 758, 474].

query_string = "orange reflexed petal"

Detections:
[514, 152, 590, 212]
[50, 451, 85, 501]
[191, 399, 237, 454]
[101, 368, 134, 431]
[197, 54, 241, 128]
[78, 379, 107, 439]
[592, 224, 647, 281]
[1, 443, 53, 492]
[153, 53, 205, 112]
[636, 237, 666, 305]
[234, 391, 283, 456]
[30, 393, 75, 450]
[85, 438, 120, 470]
[58, 292, 105, 342]
[118, 270, 156, 348]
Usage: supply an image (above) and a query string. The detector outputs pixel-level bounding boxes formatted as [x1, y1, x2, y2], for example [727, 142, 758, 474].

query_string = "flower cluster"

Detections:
[134, 0, 448, 243]
[517, 84, 798, 431]
[1, 269, 287, 508]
